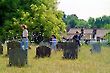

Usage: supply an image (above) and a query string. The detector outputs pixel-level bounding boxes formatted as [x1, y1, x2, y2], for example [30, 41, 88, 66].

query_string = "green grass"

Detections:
[0, 44, 110, 73]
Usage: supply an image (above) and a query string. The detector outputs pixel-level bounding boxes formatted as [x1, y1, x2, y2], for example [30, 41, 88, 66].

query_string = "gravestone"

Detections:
[61, 39, 79, 59]
[8, 40, 26, 67]
[0, 44, 3, 54]
[7, 41, 31, 56]
[35, 46, 51, 58]
[90, 41, 101, 53]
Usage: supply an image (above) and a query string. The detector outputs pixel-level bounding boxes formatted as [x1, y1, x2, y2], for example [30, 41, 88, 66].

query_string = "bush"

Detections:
[104, 32, 110, 46]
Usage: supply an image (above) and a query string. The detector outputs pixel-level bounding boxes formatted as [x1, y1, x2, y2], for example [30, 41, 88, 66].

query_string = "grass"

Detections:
[0, 44, 110, 73]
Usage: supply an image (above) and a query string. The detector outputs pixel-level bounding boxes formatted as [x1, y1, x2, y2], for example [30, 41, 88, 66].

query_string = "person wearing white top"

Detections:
[20, 24, 29, 64]
[50, 35, 57, 51]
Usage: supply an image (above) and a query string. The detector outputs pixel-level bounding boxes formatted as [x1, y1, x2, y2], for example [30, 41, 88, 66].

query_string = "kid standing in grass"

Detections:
[50, 35, 57, 51]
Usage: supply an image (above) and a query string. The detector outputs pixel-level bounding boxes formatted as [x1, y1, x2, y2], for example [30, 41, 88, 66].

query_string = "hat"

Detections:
[21, 24, 27, 29]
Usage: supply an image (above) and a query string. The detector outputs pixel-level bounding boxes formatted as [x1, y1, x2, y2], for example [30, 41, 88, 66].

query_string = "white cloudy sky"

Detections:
[58, 0, 110, 20]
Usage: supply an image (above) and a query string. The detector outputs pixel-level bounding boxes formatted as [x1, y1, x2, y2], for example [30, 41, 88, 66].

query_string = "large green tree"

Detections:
[0, 0, 66, 42]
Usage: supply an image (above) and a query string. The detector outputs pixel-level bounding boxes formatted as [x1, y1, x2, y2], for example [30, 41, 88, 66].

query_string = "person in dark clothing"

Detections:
[80, 27, 84, 38]
[73, 31, 81, 47]
[92, 28, 97, 39]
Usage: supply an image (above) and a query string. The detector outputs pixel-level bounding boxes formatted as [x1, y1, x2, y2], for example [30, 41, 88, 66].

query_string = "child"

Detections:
[50, 35, 57, 51]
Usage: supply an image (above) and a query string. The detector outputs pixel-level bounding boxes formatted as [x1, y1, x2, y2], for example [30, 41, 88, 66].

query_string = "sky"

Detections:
[58, 0, 110, 20]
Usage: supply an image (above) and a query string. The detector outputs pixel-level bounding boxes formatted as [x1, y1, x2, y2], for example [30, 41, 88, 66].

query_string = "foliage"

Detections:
[63, 14, 78, 28]
[0, 0, 66, 42]
[64, 14, 110, 29]
[104, 24, 110, 29]
[76, 19, 88, 28]
[88, 15, 110, 28]
[104, 32, 110, 46]
[88, 17, 95, 28]
[63, 14, 89, 28]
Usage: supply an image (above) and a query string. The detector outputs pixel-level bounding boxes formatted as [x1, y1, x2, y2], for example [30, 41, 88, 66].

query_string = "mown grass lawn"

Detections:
[0, 44, 110, 73]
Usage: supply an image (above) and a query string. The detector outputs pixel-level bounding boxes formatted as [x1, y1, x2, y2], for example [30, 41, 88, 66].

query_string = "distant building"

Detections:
[66, 28, 110, 40]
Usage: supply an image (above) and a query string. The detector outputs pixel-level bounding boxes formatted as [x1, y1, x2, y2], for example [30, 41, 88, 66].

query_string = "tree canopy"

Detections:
[0, 0, 66, 43]
[63, 14, 110, 29]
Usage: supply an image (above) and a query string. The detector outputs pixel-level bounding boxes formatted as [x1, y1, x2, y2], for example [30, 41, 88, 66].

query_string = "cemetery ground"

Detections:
[0, 44, 110, 73]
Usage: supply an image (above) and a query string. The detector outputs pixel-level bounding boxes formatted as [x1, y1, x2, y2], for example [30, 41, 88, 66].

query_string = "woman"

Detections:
[20, 24, 28, 64]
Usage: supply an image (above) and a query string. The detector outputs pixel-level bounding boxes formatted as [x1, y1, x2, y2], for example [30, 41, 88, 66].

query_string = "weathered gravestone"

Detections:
[0, 43, 3, 54]
[57, 39, 79, 59]
[35, 46, 51, 58]
[7, 41, 31, 56]
[90, 40, 101, 54]
[8, 40, 27, 67]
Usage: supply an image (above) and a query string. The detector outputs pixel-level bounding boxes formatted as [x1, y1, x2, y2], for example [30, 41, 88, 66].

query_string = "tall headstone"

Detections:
[62, 39, 79, 59]
[8, 40, 27, 67]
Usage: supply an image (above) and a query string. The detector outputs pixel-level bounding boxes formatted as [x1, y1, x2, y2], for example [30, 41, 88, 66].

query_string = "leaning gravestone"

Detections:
[8, 40, 26, 67]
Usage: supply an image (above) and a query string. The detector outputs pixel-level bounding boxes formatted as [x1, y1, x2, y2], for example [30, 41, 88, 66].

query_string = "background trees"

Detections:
[63, 14, 110, 29]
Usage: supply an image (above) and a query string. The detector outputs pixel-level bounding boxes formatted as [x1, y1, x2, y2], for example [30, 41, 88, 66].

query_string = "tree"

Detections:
[104, 24, 110, 29]
[104, 32, 110, 46]
[0, 0, 66, 42]
[76, 19, 88, 28]
[88, 15, 110, 28]
[88, 17, 95, 28]
[64, 14, 78, 28]
[94, 17, 103, 28]
[0, 0, 21, 42]
[101, 15, 110, 24]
